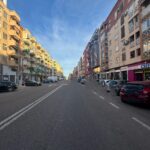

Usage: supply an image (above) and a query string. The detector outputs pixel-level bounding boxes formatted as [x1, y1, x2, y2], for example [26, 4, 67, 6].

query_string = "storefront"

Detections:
[128, 61, 150, 81]
[141, 63, 150, 80]
[93, 67, 101, 80]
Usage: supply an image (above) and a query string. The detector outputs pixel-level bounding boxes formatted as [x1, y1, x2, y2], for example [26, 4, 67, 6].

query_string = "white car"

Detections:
[80, 78, 86, 84]
[102, 80, 110, 87]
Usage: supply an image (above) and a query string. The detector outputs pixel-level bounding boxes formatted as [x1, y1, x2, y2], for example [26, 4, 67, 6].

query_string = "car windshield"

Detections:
[0, 0, 150, 150]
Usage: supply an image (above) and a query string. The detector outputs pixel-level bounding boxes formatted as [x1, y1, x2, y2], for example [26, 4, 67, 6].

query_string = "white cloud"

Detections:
[33, 17, 95, 77]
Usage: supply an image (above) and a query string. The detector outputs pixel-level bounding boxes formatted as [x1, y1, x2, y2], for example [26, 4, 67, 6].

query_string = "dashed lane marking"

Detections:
[109, 102, 120, 109]
[92, 91, 98, 95]
[99, 95, 105, 100]
[132, 117, 150, 131]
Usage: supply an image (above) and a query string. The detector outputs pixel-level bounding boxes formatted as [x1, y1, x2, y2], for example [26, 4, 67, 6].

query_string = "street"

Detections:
[0, 81, 150, 150]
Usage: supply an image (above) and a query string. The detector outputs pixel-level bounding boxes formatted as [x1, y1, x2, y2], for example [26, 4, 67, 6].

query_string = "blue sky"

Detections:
[8, 0, 117, 77]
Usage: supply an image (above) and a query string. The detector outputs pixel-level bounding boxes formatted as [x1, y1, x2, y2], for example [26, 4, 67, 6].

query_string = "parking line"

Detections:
[109, 102, 120, 109]
[132, 117, 150, 131]
[0, 85, 64, 131]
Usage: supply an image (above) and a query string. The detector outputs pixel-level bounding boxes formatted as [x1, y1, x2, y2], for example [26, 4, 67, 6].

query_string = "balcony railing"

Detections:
[9, 39, 17, 46]
[10, 11, 20, 22]
[9, 30, 20, 40]
[10, 20, 20, 30]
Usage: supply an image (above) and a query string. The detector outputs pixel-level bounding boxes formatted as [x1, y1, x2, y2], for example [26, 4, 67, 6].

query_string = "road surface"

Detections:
[0, 80, 150, 150]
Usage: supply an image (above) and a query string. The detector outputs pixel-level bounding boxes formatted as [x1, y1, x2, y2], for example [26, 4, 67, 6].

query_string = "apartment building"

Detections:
[139, 0, 150, 80]
[0, 0, 63, 83]
[0, 1, 21, 83]
[83, 45, 90, 77]
[99, 21, 109, 79]
[51, 60, 63, 78]
[89, 29, 100, 79]
[100, 0, 149, 81]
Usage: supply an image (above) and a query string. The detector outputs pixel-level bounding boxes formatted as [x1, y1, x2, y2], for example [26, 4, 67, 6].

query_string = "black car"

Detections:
[25, 80, 41, 86]
[0, 81, 18, 92]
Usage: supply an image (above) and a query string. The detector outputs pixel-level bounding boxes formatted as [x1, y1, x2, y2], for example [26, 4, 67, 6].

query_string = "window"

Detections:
[135, 15, 139, 28]
[122, 53, 126, 61]
[129, 19, 134, 33]
[130, 34, 135, 47]
[3, 12, 7, 19]
[142, 18, 150, 32]
[121, 15, 124, 25]
[130, 51, 135, 58]
[3, 43, 7, 50]
[136, 48, 141, 56]
[121, 26, 125, 39]
[3, 33, 7, 40]
[3, 22, 7, 30]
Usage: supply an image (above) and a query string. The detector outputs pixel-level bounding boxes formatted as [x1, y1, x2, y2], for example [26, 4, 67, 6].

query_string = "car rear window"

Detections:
[124, 84, 144, 90]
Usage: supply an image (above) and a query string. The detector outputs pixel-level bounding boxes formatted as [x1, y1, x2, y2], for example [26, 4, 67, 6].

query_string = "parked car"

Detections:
[0, 81, 18, 92]
[43, 79, 51, 84]
[80, 78, 86, 84]
[114, 80, 127, 96]
[77, 77, 82, 83]
[120, 81, 150, 104]
[25, 80, 41, 86]
[101, 80, 110, 87]
[106, 80, 118, 92]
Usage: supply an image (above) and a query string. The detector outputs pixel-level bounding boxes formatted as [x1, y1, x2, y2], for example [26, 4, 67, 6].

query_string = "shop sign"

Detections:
[141, 63, 150, 69]
[128, 65, 141, 70]
[93, 67, 101, 73]
[121, 67, 128, 71]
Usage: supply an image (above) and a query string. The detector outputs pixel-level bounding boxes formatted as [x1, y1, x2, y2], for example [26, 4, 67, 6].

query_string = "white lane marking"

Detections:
[99, 95, 105, 100]
[109, 102, 120, 109]
[92, 91, 98, 95]
[48, 84, 53, 87]
[0, 85, 64, 131]
[132, 117, 150, 131]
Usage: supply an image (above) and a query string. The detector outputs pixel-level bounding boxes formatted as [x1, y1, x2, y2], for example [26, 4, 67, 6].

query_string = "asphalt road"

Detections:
[0, 80, 150, 150]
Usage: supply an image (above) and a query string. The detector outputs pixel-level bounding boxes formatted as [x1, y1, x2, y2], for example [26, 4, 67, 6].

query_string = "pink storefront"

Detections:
[128, 61, 150, 82]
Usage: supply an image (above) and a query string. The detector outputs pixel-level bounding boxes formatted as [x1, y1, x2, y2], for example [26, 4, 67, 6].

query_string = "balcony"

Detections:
[10, 11, 20, 22]
[30, 37, 36, 43]
[7, 49, 16, 57]
[30, 50, 35, 56]
[9, 39, 18, 48]
[10, 20, 20, 31]
[141, 5, 150, 18]
[9, 30, 20, 41]
[24, 39, 30, 46]
[9, 60, 18, 68]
